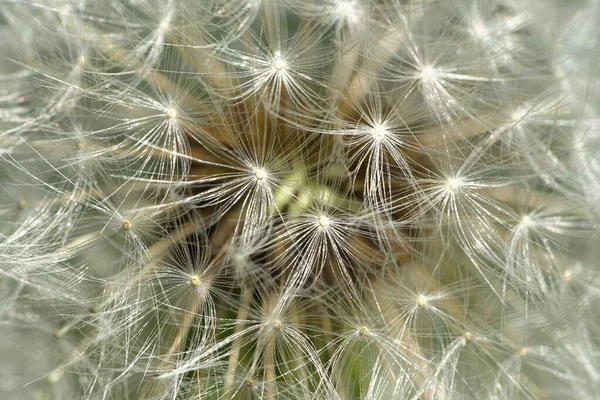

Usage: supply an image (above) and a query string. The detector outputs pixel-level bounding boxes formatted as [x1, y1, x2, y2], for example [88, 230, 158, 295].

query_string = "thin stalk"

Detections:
[224, 285, 254, 393]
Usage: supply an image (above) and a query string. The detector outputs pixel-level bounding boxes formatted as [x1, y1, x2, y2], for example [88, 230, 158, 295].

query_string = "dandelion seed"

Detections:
[158, 21, 170, 32]
[519, 347, 528, 358]
[75, 55, 86, 67]
[371, 124, 387, 140]
[165, 108, 177, 120]
[419, 65, 439, 84]
[121, 220, 132, 231]
[562, 269, 574, 282]
[573, 140, 584, 152]
[333, 0, 360, 26]
[189, 275, 200, 287]
[511, 106, 529, 122]
[272, 51, 287, 72]
[446, 177, 462, 193]
[254, 168, 267, 181]
[555, 67, 566, 80]
[470, 21, 488, 41]
[318, 214, 331, 228]
[45, 369, 63, 385]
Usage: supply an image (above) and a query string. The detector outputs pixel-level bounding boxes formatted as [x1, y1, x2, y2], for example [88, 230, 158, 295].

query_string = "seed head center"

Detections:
[272, 52, 287, 71]
[563, 269, 574, 282]
[158, 21, 170, 32]
[446, 177, 462, 192]
[190, 275, 201, 287]
[254, 168, 267, 180]
[166, 108, 177, 120]
[519, 347, 528, 358]
[318, 214, 331, 228]
[335, 1, 359, 25]
[420, 65, 438, 83]
[372, 124, 387, 139]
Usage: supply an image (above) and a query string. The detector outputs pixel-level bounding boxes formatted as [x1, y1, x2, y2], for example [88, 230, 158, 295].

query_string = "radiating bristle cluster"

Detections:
[1, 0, 599, 399]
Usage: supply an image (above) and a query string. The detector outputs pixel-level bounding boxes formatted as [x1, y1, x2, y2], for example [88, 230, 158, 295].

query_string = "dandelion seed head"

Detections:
[371, 124, 388, 140]
[2, 1, 599, 398]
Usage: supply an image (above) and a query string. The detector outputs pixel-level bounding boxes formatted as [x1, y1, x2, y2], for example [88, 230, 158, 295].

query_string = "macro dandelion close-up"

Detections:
[1, 0, 600, 399]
